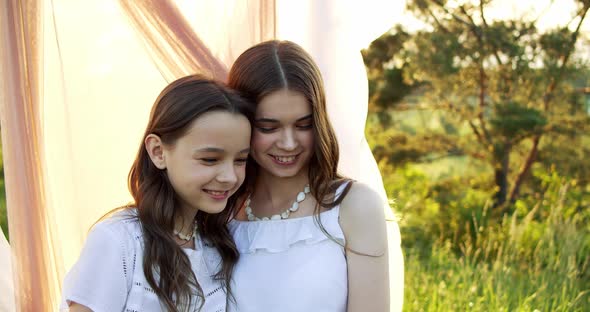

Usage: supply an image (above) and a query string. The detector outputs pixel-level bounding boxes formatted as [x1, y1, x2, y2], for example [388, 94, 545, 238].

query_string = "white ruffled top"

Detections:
[228, 183, 349, 312]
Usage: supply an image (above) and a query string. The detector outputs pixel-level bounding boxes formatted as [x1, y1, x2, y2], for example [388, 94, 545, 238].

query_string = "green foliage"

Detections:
[367, 109, 589, 311]
[537, 135, 590, 184]
[383, 161, 494, 252]
[363, 1, 590, 310]
[391, 163, 590, 311]
[540, 28, 577, 69]
[362, 26, 417, 122]
[489, 101, 547, 139]
[363, 0, 590, 206]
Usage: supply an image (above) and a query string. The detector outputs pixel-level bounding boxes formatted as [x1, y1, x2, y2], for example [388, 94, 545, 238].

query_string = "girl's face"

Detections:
[251, 89, 314, 179]
[158, 111, 251, 214]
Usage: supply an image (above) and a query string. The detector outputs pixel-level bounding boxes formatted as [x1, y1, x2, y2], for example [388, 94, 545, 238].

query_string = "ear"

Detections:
[145, 134, 167, 169]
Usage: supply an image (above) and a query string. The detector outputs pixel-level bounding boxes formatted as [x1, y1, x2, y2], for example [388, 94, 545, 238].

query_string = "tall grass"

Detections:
[402, 181, 590, 311]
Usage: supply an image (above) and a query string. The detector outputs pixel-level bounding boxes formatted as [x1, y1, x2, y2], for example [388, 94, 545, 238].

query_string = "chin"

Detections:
[197, 201, 229, 215]
[275, 171, 301, 178]
[200, 206, 226, 215]
[264, 166, 301, 178]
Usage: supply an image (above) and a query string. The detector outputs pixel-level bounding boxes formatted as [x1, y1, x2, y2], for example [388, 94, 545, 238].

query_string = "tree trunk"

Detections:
[509, 136, 540, 203]
[493, 143, 511, 208]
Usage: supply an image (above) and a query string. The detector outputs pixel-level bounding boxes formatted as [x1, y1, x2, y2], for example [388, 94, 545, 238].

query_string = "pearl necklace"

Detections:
[173, 221, 198, 241]
[245, 184, 310, 221]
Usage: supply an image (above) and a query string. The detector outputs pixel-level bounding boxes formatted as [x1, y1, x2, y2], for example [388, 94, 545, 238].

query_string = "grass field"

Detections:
[365, 110, 590, 311]
[402, 198, 590, 311]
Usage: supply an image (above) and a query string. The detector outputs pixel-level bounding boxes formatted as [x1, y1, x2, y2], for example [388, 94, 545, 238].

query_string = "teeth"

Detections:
[206, 190, 226, 196]
[273, 155, 296, 163]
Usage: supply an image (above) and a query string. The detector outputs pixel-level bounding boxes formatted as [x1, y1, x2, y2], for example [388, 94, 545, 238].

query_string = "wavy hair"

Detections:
[127, 74, 252, 311]
[227, 40, 352, 223]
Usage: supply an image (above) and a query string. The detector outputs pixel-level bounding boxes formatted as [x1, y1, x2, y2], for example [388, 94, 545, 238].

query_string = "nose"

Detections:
[277, 128, 298, 151]
[216, 162, 238, 185]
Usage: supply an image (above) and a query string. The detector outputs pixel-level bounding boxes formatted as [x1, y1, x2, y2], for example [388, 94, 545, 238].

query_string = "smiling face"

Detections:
[155, 110, 251, 214]
[251, 89, 314, 179]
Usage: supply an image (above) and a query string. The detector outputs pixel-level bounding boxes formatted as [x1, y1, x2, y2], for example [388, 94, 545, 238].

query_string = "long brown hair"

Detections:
[127, 74, 252, 311]
[227, 40, 351, 219]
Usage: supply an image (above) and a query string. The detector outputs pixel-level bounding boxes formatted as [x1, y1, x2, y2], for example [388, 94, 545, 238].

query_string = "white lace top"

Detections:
[227, 183, 349, 312]
[60, 210, 226, 312]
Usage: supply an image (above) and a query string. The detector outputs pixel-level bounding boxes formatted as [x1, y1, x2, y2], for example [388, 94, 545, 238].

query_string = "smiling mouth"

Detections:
[203, 189, 230, 198]
[270, 154, 299, 164]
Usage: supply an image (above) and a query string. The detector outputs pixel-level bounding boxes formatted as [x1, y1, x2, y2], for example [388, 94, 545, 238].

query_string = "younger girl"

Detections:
[61, 75, 252, 312]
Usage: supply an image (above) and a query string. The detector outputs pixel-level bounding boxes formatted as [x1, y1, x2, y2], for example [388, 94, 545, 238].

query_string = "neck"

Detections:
[174, 204, 198, 236]
[252, 166, 309, 211]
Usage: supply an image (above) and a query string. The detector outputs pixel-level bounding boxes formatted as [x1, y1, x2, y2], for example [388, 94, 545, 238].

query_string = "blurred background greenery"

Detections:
[362, 0, 589, 310]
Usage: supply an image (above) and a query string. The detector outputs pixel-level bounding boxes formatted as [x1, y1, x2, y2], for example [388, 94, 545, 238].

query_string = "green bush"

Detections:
[387, 163, 590, 311]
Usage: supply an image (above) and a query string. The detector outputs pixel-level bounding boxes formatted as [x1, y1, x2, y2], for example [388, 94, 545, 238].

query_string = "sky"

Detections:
[396, 0, 589, 34]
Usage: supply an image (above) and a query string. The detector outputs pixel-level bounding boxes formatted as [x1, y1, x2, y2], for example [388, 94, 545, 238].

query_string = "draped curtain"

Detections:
[0, 1, 62, 310]
[0, 0, 405, 310]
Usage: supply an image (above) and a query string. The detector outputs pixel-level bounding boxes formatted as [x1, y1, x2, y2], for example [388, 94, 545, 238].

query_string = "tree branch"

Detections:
[508, 4, 589, 203]
[508, 136, 540, 203]
[457, 3, 494, 145]
[478, 0, 504, 66]
[426, 6, 451, 33]
[430, 0, 476, 30]
[468, 119, 488, 147]
[419, 150, 487, 162]
[548, 4, 588, 109]
[444, 98, 489, 147]
[530, 0, 555, 27]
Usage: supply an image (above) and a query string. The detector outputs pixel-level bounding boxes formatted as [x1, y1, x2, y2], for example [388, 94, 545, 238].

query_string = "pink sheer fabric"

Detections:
[0, 0, 62, 310]
[0, 0, 404, 310]
[118, 0, 277, 82]
[0, 1, 277, 310]
[118, 0, 228, 81]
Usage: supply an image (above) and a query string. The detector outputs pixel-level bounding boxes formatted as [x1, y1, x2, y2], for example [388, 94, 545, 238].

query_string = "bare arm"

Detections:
[339, 182, 390, 312]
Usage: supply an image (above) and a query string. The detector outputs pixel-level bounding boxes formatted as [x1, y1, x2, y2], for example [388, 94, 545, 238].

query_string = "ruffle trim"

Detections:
[228, 207, 345, 254]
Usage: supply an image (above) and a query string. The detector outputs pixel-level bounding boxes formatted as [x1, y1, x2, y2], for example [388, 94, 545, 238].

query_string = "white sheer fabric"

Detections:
[0, 228, 15, 311]
[275, 1, 406, 309]
[0, 0, 405, 310]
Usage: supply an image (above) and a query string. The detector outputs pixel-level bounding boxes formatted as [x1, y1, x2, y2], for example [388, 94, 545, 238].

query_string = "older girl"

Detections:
[227, 40, 390, 312]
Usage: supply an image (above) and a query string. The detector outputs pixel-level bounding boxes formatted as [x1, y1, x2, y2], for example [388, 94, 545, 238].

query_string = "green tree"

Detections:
[364, 0, 590, 208]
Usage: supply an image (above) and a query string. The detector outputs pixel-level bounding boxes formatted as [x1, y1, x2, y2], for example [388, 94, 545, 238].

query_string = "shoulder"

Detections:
[62, 210, 138, 311]
[339, 182, 385, 219]
[87, 209, 141, 249]
[338, 182, 388, 254]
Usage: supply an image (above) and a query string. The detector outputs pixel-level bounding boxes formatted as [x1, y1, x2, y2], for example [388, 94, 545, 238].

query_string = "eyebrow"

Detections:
[255, 114, 313, 123]
[194, 147, 250, 153]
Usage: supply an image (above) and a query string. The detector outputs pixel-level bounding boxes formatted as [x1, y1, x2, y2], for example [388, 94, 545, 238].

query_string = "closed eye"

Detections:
[235, 158, 248, 165]
[200, 158, 218, 164]
[256, 126, 277, 133]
